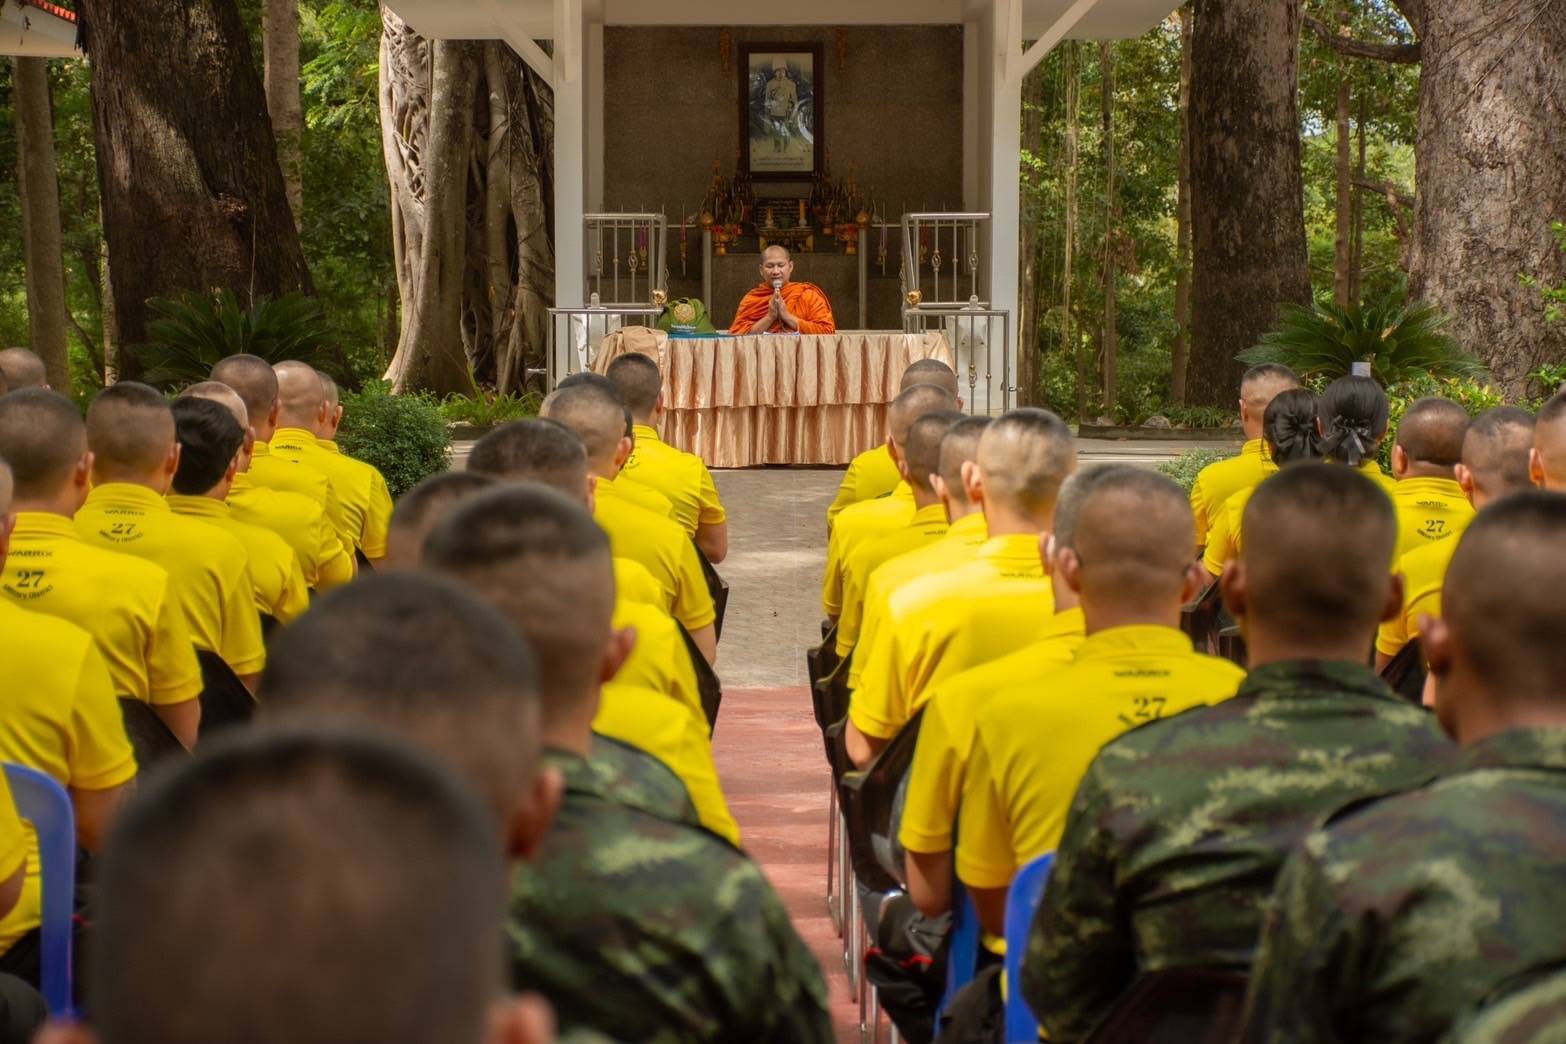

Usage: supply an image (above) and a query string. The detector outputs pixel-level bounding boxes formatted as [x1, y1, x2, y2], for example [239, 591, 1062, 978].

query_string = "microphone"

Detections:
[771, 277, 783, 294]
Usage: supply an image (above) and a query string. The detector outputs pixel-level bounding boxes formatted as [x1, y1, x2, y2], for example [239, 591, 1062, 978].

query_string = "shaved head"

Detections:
[85, 381, 175, 482]
[1241, 464, 1397, 645]
[605, 352, 662, 420]
[0, 347, 47, 390]
[320, 373, 340, 407]
[274, 361, 327, 428]
[1534, 391, 1566, 491]
[0, 389, 86, 500]
[903, 410, 963, 494]
[540, 382, 627, 471]
[889, 383, 959, 446]
[1396, 397, 1470, 471]
[210, 355, 280, 434]
[901, 358, 960, 397]
[1070, 469, 1194, 611]
[974, 407, 1077, 519]
[1462, 407, 1536, 501]
[385, 472, 495, 572]
[423, 484, 614, 728]
[180, 380, 251, 429]
[1240, 363, 1300, 410]
[1053, 465, 1133, 552]
[467, 419, 590, 501]
[937, 416, 990, 509]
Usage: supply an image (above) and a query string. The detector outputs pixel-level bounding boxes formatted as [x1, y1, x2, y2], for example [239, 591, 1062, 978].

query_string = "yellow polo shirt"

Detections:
[1190, 439, 1274, 548]
[271, 429, 395, 559]
[827, 443, 902, 527]
[850, 534, 1054, 741]
[606, 470, 676, 520]
[836, 503, 950, 656]
[1206, 459, 1399, 576]
[1, 512, 202, 706]
[612, 599, 705, 725]
[248, 440, 352, 548]
[622, 424, 726, 537]
[955, 626, 1245, 889]
[822, 482, 917, 617]
[1357, 458, 1398, 494]
[0, 600, 139, 950]
[594, 477, 715, 632]
[849, 512, 990, 690]
[900, 607, 1086, 855]
[228, 471, 355, 590]
[168, 494, 310, 625]
[1376, 515, 1470, 658]
[76, 484, 265, 676]
[594, 681, 740, 846]
[0, 775, 30, 952]
[1390, 476, 1473, 559]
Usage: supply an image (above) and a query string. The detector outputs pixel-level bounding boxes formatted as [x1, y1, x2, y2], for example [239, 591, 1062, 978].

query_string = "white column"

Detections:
[586, 20, 605, 211]
[554, 0, 588, 308]
[985, 0, 1023, 409]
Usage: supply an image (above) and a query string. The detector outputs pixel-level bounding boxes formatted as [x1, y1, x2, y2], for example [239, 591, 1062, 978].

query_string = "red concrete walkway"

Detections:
[713, 687, 859, 1043]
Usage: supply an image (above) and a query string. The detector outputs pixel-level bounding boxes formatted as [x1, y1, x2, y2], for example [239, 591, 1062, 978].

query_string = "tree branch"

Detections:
[1390, 0, 1425, 38]
[1303, 15, 1421, 63]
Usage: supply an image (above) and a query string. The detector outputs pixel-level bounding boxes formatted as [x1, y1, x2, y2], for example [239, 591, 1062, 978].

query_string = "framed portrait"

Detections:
[740, 43, 822, 179]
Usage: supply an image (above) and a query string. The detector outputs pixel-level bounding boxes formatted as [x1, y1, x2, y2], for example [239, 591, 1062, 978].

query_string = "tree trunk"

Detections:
[83, 0, 312, 378]
[1064, 42, 1083, 423]
[1333, 77, 1352, 306]
[262, 0, 303, 228]
[1187, 0, 1312, 406]
[1350, 95, 1366, 304]
[1171, 5, 1194, 406]
[1016, 63, 1045, 407]
[1099, 42, 1117, 417]
[13, 57, 71, 391]
[1406, 3, 1566, 394]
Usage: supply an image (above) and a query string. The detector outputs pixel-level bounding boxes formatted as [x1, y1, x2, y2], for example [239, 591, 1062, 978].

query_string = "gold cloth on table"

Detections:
[591, 329, 955, 468]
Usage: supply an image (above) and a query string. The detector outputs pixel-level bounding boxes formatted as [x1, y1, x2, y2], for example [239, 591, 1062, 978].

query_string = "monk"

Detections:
[729, 245, 837, 334]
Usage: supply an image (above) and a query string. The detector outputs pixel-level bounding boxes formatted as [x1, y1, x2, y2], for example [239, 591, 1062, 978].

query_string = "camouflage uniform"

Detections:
[1239, 727, 1566, 1044]
[510, 751, 833, 1043]
[1024, 660, 1453, 1042]
[1444, 962, 1566, 1044]
[584, 734, 699, 827]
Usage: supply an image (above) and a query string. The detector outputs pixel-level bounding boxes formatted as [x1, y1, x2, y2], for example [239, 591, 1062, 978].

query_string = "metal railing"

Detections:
[584, 213, 668, 308]
[540, 297, 661, 391]
[903, 301, 1014, 416]
[900, 212, 988, 309]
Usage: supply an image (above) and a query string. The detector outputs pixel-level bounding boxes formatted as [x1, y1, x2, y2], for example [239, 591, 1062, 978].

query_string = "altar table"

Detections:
[590, 329, 954, 468]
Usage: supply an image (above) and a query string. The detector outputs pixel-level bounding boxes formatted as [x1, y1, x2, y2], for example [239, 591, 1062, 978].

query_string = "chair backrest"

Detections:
[1180, 580, 1225, 654]
[258, 611, 280, 639]
[938, 886, 981, 1021]
[1082, 967, 1250, 1044]
[806, 623, 841, 691]
[3, 763, 76, 1016]
[117, 698, 189, 770]
[354, 547, 376, 574]
[196, 649, 259, 742]
[693, 543, 729, 641]
[1215, 625, 1248, 669]
[811, 648, 852, 738]
[838, 709, 925, 892]
[1380, 638, 1428, 706]
[675, 622, 723, 733]
[1003, 852, 1055, 1042]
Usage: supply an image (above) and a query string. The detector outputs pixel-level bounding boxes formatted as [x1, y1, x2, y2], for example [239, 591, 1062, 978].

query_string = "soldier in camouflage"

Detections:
[1024, 465, 1454, 1041]
[1239, 492, 1566, 1043]
[1444, 962, 1566, 1044]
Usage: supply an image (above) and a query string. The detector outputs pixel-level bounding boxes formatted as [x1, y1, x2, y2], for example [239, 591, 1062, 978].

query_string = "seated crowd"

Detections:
[0, 336, 1562, 1044]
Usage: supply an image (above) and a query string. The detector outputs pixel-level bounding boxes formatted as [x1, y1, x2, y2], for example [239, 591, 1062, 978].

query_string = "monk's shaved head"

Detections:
[0, 348, 47, 390]
[424, 484, 614, 729]
[889, 383, 959, 446]
[1395, 397, 1470, 471]
[1533, 391, 1566, 491]
[86, 382, 176, 482]
[1441, 491, 1566, 706]
[762, 244, 791, 263]
[466, 419, 589, 502]
[1241, 464, 1397, 645]
[901, 358, 960, 397]
[180, 381, 251, 429]
[0, 389, 85, 500]
[903, 411, 963, 494]
[539, 383, 626, 472]
[1070, 469, 1193, 610]
[274, 361, 326, 428]
[210, 355, 279, 431]
[975, 407, 1077, 519]
[1462, 407, 1536, 501]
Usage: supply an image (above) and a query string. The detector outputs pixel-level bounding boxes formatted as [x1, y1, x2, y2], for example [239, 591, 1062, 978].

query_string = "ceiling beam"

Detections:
[1015, 0, 1099, 80]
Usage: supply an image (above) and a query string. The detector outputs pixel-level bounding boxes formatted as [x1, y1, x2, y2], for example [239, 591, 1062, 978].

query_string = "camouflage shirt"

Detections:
[1444, 962, 1566, 1044]
[1024, 660, 1453, 1042]
[584, 733, 700, 827]
[509, 751, 833, 1043]
[1239, 727, 1566, 1044]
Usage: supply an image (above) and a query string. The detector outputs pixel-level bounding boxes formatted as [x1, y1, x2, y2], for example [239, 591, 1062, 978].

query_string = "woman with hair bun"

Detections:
[1318, 375, 1395, 490]
[1202, 389, 1323, 575]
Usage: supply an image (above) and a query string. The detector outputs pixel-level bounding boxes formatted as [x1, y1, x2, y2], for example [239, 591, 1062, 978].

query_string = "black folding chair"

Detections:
[1083, 968, 1250, 1044]
[813, 653, 855, 760]
[1180, 580, 1227, 655]
[259, 612, 280, 640]
[676, 622, 723, 733]
[694, 544, 729, 641]
[837, 709, 924, 894]
[808, 622, 842, 693]
[117, 698, 188, 769]
[354, 548, 376, 575]
[1215, 625, 1248, 669]
[195, 649, 258, 741]
[1381, 638, 1428, 706]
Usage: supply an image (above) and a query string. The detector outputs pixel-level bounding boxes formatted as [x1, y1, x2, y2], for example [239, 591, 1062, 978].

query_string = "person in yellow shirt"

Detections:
[384, 471, 496, 571]
[605, 352, 729, 563]
[1529, 389, 1566, 491]
[827, 358, 961, 528]
[541, 382, 717, 664]
[846, 408, 1078, 768]
[834, 410, 962, 657]
[180, 381, 355, 591]
[554, 372, 679, 521]
[1318, 374, 1396, 494]
[424, 482, 740, 845]
[1203, 388, 1322, 576]
[956, 469, 1244, 935]
[210, 354, 352, 548]
[270, 362, 395, 564]
[1376, 406, 1537, 667]
[848, 416, 992, 691]
[1387, 396, 1475, 557]
[1189, 363, 1299, 549]
[823, 382, 958, 621]
[168, 396, 310, 626]
[0, 390, 202, 747]
[0, 457, 138, 987]
[75, 383, 266, 689]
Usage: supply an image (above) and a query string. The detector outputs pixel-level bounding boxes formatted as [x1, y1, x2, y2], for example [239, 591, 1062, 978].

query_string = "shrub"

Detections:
[336, 381, 451, 499]
[1529, 362, 1566, 401]
[1156, 448, 1233, 495]
[1377, 375, 1506, 473]
[438, 390, 542, 427]
[131, 289, 346, 389]
[1238, 286, 1487, 386]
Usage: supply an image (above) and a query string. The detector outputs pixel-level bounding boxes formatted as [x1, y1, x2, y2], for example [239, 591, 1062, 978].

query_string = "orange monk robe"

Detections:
[728, 281, 837, 334]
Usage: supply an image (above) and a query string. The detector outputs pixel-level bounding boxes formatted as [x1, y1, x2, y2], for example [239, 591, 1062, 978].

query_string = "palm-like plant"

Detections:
[1237, 287, 1488, 385]
[133, 290, 334, 388]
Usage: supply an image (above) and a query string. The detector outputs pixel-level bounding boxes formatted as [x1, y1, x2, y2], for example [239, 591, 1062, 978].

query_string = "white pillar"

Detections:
[586, 20, 605, 211]
[554, 0, 587, 308]
[985, 0, 1023, 409]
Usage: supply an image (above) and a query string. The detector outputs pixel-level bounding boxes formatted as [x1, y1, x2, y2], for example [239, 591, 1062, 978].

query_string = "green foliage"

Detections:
[1155, 448, 1233, 494]
[133, 290, 336, 389]
[336, 382, 452, 499]
[1528, 361, 1566, 397]
[1520, 221, 1566, 325]
[1164, 404, 1239, 429]
[438, 391, 543, 427]
[1238, 287, 1488, 385]
[1378, 374, 1506, 471]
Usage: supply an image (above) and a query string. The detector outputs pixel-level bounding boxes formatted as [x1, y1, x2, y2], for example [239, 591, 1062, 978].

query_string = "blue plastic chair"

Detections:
[1003, 852, 1055, 1043]
[937, 884, 981, 1020]
[3, 763, 76, 1016]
